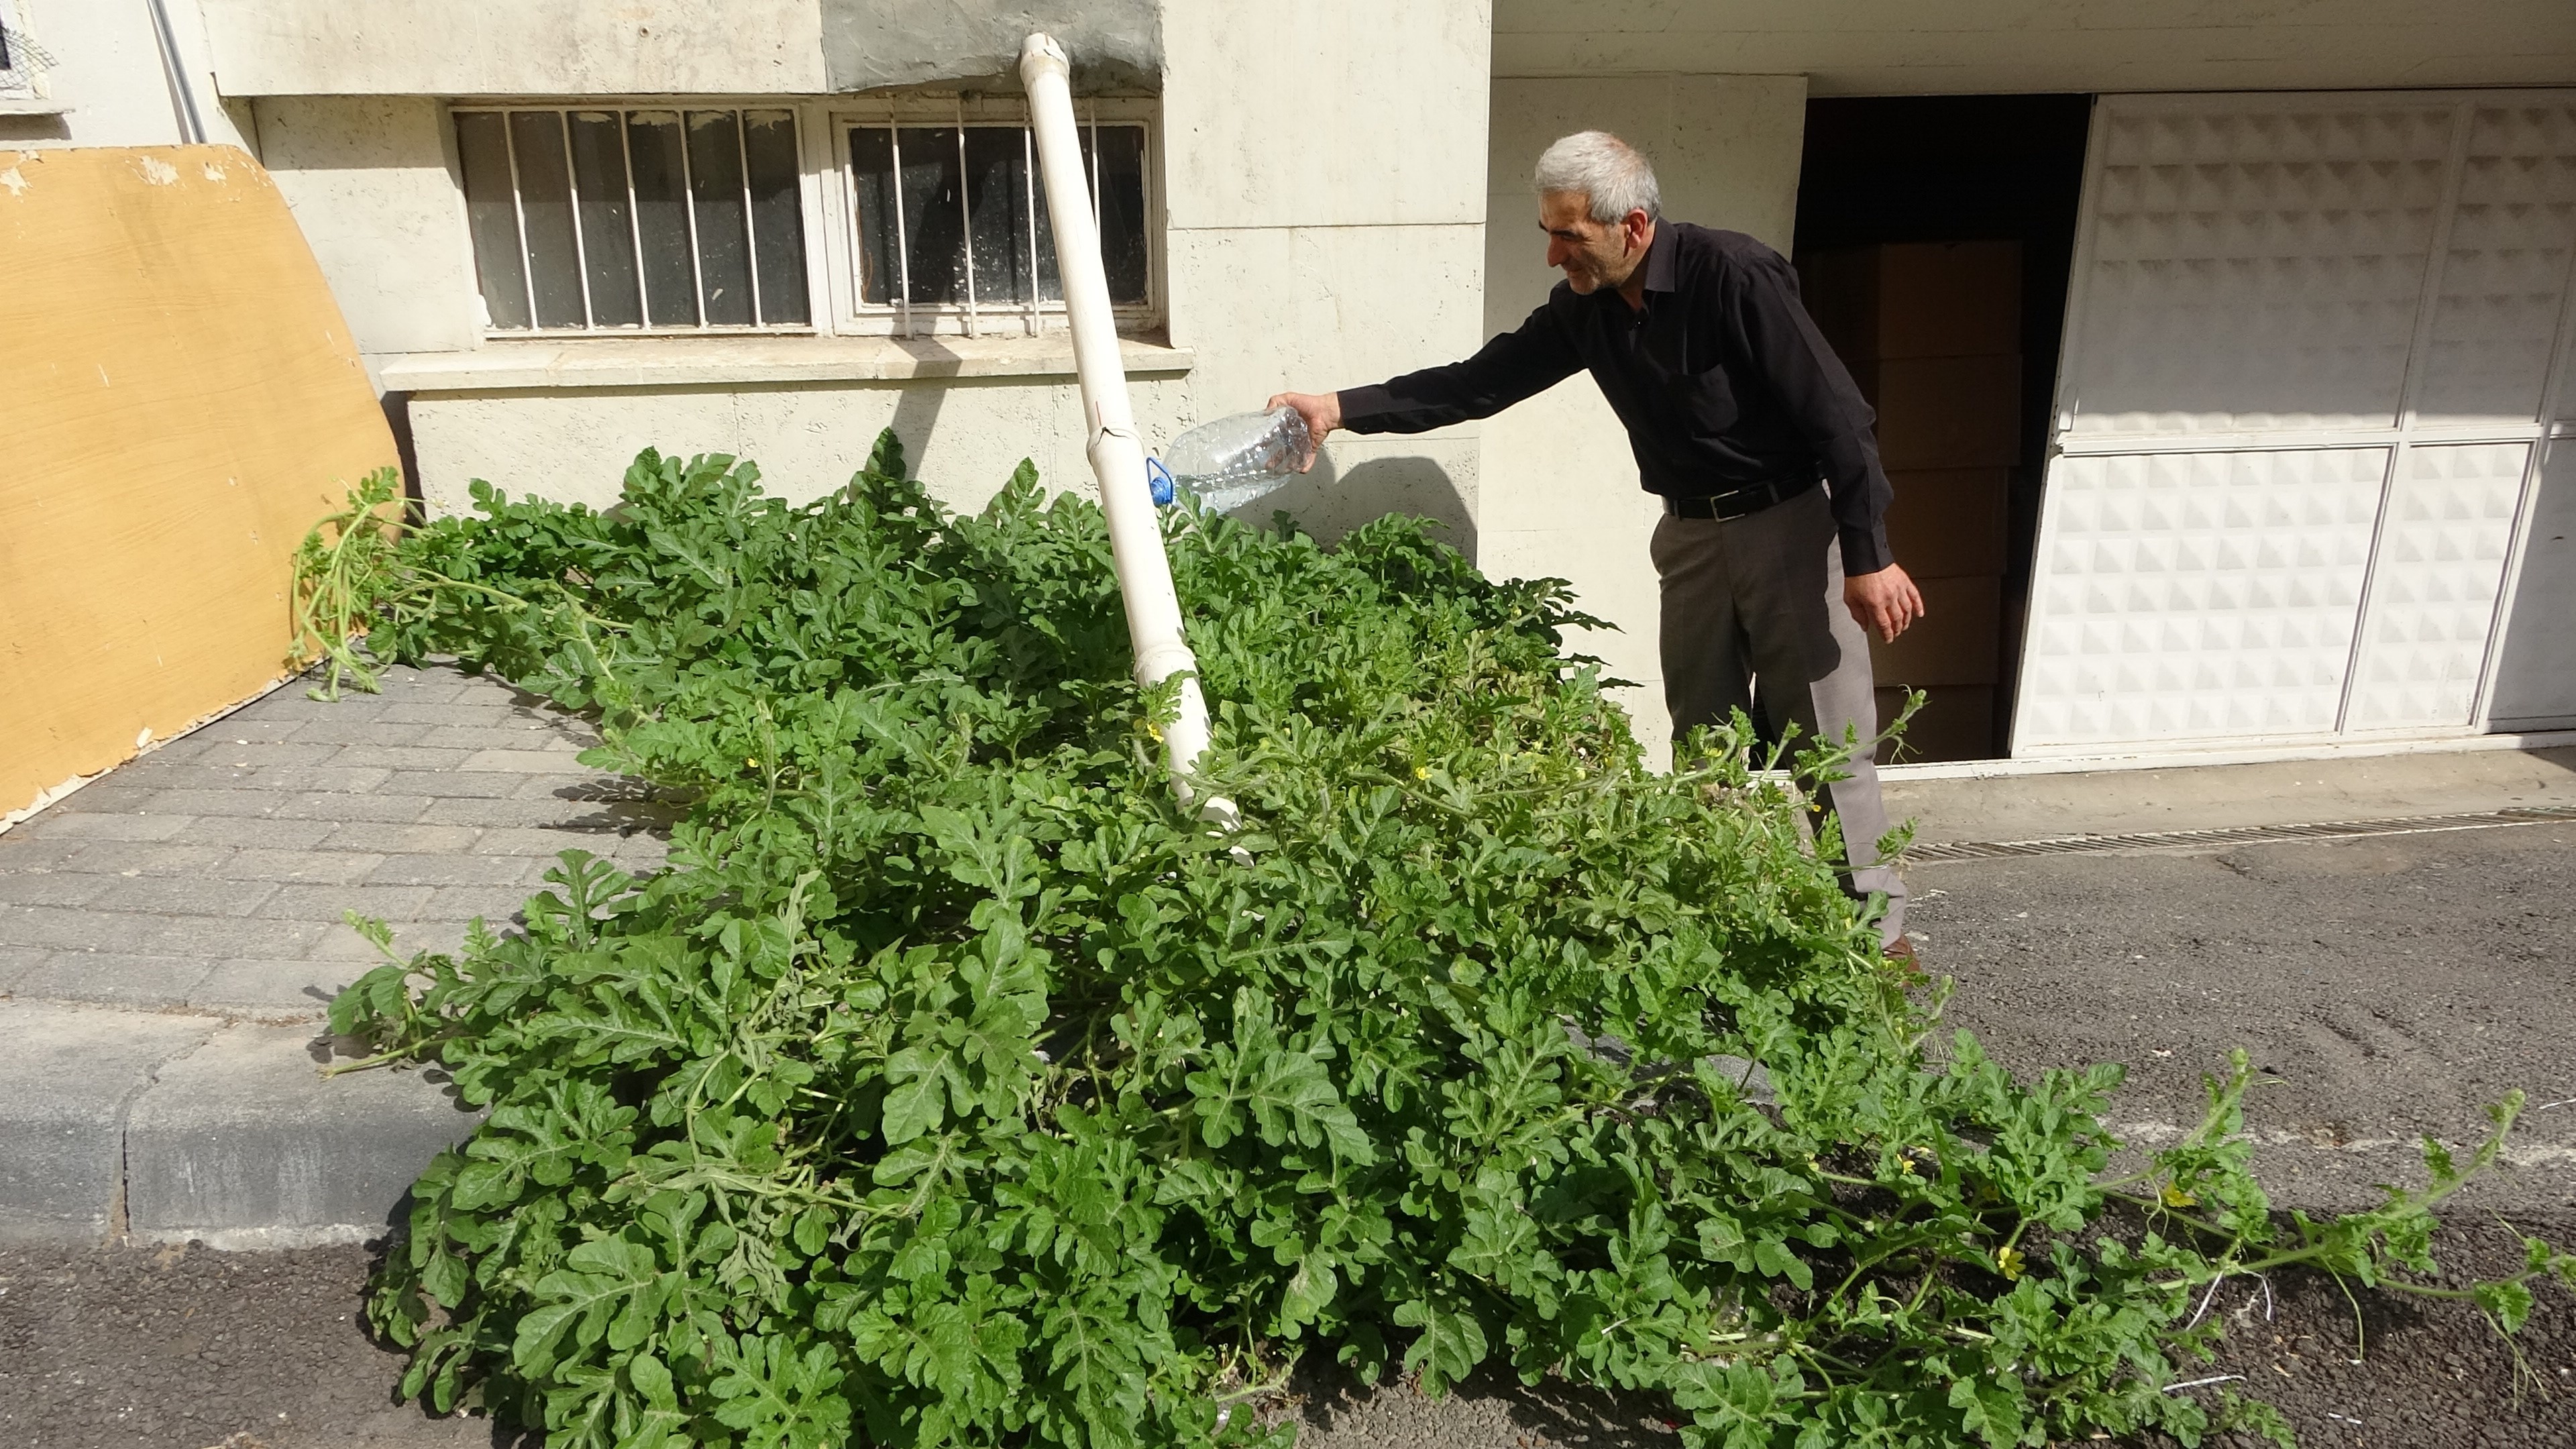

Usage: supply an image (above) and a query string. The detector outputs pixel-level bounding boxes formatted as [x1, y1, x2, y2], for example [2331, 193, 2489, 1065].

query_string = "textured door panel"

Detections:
[2062, 103, 2454, 438]
[2017, 90, 2576, 754]
[2487, 443, 2576, 724]
[2415, 103, 2576, 427]
[2021, 449, 2385, 747]
[2345, 443, 2531, 730]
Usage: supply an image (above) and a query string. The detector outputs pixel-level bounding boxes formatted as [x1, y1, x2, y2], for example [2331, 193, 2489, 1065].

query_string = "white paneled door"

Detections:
[2015, 91, 2576, 755]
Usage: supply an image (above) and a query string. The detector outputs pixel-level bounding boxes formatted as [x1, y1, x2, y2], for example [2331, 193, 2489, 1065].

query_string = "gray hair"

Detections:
[1533, 131, 1662, 223]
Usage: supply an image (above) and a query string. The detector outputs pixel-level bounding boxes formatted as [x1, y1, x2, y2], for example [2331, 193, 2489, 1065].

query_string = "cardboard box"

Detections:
[1854, 354, 2023, 471]
[1884, 468, 2008, 580]
[1874, 686, 2000, 764]
[1797, 241, 2023, 362]
[1867, 574, 2002, 689]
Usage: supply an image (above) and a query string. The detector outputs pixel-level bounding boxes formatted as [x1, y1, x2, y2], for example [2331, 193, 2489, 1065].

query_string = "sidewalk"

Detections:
[0, 664, 668, 1247]
[4, 663, 2571, 1246]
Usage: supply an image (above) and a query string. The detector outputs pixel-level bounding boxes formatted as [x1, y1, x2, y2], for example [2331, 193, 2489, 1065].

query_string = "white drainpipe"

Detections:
[1019, 33, 1232, 823]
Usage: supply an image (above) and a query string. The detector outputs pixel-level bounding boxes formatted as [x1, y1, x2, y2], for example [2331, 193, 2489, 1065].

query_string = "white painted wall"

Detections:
[405, 374, 1193, 519]
[1474, 75, 1809, 765]
[3, 0, 244, 149]
[1161, 0, 1493, 547]
[1494, 0, 2576, 93]
[249, 97, 478, 363]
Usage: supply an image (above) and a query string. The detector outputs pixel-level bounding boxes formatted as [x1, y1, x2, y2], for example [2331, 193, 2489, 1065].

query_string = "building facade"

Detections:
[8, 0, 2573, 766]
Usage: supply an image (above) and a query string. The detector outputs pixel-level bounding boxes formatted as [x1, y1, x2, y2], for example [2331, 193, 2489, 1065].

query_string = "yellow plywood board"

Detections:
[0, 146, 396, 816]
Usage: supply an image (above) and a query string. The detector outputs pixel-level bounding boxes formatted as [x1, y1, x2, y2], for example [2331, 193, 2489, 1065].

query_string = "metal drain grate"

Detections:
[1908, 803, 2576, 864]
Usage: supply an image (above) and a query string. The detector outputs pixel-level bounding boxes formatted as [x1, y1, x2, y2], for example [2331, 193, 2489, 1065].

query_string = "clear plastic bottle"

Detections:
[1155, 405, 1313, 512]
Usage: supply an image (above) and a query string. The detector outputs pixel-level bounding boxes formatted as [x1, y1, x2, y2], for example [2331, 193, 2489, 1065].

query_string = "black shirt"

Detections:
[1336, 221, 1895, 576]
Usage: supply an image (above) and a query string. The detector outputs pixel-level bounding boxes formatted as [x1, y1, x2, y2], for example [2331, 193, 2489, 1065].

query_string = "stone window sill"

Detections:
[378, 332, 1192, 394]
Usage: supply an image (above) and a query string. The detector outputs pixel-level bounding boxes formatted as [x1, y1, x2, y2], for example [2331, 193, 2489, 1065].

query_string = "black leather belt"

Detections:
[1663, 475, 1815, 520]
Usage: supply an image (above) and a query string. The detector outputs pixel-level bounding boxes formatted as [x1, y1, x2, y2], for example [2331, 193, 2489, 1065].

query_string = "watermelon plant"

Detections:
[311, 437, 2569, 1449]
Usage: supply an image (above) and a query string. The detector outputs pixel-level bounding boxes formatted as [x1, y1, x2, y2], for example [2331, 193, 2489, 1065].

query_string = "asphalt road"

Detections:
[3, 822, 2571, 1448]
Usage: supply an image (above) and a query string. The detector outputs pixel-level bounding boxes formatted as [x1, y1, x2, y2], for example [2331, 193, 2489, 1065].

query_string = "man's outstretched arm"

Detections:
[1268, 302, 1583, 470]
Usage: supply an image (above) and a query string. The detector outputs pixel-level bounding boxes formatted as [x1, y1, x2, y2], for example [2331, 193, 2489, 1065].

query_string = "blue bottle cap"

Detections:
[1145, 455, 1176, 506]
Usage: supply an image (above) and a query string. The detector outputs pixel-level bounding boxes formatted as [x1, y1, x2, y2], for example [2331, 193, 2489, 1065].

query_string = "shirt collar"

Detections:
[1637, 221, 1677, 296]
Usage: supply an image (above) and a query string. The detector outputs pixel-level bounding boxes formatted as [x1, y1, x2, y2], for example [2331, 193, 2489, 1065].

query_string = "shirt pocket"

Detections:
[1673, 365, 1741, 436]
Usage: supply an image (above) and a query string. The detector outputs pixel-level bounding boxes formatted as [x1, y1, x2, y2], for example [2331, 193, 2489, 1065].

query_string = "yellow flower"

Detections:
[1995, 1245, 2025, 1281]
[1414, 765, 1430, 780]
[747, 757, 760, 768]
[2160, 1182, 2200, 1209]
[1897, 1155, 1917, 1177]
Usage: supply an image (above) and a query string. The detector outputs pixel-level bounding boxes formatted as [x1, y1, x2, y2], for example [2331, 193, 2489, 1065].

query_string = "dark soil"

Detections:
[0, 1240, 514, 1449]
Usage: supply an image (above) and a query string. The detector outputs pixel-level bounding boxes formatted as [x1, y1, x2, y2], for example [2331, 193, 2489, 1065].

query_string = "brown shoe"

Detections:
[1883, 934, 1923, 975]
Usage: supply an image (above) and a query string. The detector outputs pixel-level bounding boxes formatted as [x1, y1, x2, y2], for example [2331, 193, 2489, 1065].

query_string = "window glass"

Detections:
[568, 111, 643, 327]
[743, 111, 810, 325]
[685, 110, 754, 325]
[623, 112, 697, 327]
[454, 111, 531, 330]
[506, 111, 585, 327]
[896, 127, 967, 307]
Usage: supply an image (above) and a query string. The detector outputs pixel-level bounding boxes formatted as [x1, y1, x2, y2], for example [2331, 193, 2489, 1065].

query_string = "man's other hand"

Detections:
[1265, 391, 1342, 472]
[1845, 563, 1925, 643]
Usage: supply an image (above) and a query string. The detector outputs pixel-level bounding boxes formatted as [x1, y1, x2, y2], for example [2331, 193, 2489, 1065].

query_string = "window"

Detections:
[453, 107, 812, 333]
[839, 97, 1155, 336]
[447, 97, 1160, 342]
[0, 2, 54, 101]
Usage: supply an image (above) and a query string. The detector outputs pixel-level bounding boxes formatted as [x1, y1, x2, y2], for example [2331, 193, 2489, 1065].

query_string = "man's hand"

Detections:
[1844, 563, 1925, 644]
[1266, 391, 1342, 472]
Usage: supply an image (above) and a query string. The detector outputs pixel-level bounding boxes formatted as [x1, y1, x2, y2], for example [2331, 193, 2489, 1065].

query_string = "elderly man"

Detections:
[1271, 129, 1923, 957]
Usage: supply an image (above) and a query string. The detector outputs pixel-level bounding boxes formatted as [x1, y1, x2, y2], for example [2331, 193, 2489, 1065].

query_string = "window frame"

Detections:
[822, 93, 1161, 339]
[444, 95, 1162, 344]
[1, 0, 53, 102]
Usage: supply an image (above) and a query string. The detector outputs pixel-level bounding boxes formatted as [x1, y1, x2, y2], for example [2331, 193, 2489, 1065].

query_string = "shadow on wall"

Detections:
[1227, 450, 1478, 559]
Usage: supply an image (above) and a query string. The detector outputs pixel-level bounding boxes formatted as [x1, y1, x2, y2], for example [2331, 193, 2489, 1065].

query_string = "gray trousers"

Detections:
[1651, 485, 1907, 944]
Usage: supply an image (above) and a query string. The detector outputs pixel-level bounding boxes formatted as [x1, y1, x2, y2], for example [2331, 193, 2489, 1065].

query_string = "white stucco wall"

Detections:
[1493, 0, 2576, 93]
[249, 96, 478, 362]
[199, 1, 830, 97]
[406, 372, 1195, 519]
[1474, 75, 1809, 766]
[3, 0, 244, 149]
[1160, 0, 1493, 547]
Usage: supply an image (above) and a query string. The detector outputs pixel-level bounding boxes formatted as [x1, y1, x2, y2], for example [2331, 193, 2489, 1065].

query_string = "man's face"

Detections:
[1540, 191, 1644, 294]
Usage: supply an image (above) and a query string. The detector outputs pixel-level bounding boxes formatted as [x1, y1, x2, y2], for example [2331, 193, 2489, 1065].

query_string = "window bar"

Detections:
[619, 109, 649, 330]
[561, 111, 598, 329]
[1022, 124, 1041, 335]
[890, 125, 913, 337]
[1086, 101, 1102, 252]
[735, 109, 765, 327]
[500, 109, 541, 333]
[676, 109, 709, 327]
[955, 98, 978, 339]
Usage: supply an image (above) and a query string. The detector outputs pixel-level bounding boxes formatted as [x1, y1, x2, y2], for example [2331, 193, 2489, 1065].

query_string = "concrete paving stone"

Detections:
[317, 821, 485, 854]
[0, 905, 156, 953]
[82, 875, 282, 918]
[416, 724, 578, 753]
[286, 717, 433, 747]
[199, 716, 305, 743]
[197, 739, 351, 769]
[417, 795, 589, 828]
[119, 761, 265, 792]
[329, 744, 477, 771]
[60, 840, 237, 877]
[470, 825, 613, 856]
[380, 768, 533, 799]
[462, 748, 600, 774]
[0, 871, 119, 908]
[365, 853, 545, 888]
[270, 791, 435, 824]
[0, 1002, 217, 1245]
[215, 847, 388, 884]
[259, 691, 391, 722]
[125, 1021, 486, 1244]
[424, 885, 538, 922]
[255, 883, 437, 924]
[372, 699, 523, 727]
[244, 764, 396, 795]
[0, 837, 88, 870]
[378, 676, 476, 702]
[8, 810, 195, 843]
[384, 920, 485, 957]
[128, 915, 330, 961]
[166, 814, 336, 850]
[0, 944, 46, 989]
[8, 951, 219, 1009]
[137, 787, 291, 819]
[186, 957, 376, 1018]
[51, 777, 174, 812]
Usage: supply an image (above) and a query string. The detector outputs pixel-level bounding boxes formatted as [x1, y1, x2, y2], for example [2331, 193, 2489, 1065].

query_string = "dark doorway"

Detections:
[1792, 94, 2092, 761]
